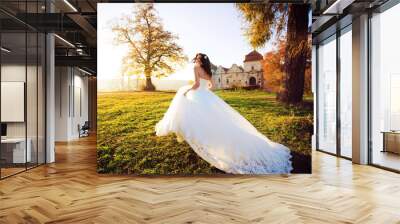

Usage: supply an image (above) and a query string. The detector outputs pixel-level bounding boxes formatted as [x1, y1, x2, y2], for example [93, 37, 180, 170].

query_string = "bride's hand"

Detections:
[183, 89, 189, 97]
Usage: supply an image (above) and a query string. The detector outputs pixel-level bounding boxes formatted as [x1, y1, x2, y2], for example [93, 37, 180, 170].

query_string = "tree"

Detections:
[263, 39, 312, 95]
[237, 3, 310, 104]
[263, 40, 286, 93]
[112, 4, 187, 91]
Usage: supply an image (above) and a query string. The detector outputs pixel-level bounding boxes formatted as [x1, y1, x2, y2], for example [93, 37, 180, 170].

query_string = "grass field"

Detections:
[97, 90, 313, 174]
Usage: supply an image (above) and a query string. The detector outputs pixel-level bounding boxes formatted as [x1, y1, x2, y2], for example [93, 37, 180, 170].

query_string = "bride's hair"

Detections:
[193, 53, 212, 77]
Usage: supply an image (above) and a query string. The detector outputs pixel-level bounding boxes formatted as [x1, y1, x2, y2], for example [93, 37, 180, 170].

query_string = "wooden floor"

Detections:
[1, 167, 26, 178]
[372, 150, 400, 171]
[1, 136, 400, 224]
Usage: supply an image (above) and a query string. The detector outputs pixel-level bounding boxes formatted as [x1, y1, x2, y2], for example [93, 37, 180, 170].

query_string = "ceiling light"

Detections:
[76, 48, 85, 55]
[78, 67, 92, 76]
[54, 34, 75, 48]
[63, 0, 78, 12]
[1, 47, 11, 53]
[323, 0, 341, 14]
[323, 0, 355, 15]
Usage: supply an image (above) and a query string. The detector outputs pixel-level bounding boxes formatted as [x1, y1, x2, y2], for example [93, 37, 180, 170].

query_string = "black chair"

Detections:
[79, 121, 90, 138]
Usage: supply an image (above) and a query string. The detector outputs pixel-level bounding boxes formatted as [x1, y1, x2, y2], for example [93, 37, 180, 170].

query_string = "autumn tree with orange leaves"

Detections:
[263, 40, 311, 95]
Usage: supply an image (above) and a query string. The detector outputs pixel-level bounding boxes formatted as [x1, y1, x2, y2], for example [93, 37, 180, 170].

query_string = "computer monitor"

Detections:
[1, 123, 7, 137]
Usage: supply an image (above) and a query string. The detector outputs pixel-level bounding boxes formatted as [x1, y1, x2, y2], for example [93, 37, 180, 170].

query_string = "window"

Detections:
[370, 3, 400, 171]
[317, 35, 337, 154]
[339, 26, 352, 158]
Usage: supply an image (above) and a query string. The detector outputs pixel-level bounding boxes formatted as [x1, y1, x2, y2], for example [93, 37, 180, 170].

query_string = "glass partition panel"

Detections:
[27, 31, 38, 169]
[0, 1, 46, 179]
[38, 32, 45, 165]
[1, 31, 27, 177]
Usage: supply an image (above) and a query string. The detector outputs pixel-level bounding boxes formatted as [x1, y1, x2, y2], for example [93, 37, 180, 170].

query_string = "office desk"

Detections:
[381, 131, 400, 154]
[1, 138, 32, 163]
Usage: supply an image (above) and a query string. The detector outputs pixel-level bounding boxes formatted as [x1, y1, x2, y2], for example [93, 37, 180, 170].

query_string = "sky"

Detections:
[97, 3, 275, 81]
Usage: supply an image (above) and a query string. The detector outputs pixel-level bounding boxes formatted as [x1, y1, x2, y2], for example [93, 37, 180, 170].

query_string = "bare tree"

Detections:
[112, 4, 187, 91]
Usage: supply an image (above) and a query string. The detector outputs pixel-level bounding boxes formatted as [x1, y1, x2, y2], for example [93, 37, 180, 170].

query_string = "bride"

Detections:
[155, 53, 292, 174]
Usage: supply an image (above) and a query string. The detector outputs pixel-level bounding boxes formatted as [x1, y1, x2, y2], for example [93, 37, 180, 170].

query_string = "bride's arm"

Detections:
[184, 66, 200, 96]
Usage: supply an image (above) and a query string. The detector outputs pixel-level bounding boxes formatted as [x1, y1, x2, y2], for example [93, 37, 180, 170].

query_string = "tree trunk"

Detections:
[143, 66, 155, 91]
[277, 4, 309, 104]
[144, 76, 155, 91]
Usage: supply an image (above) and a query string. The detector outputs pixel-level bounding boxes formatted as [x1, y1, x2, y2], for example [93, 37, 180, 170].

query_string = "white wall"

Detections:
[1, 65, 36, 138]
[55, 66, 69, 141]
[55, 67, 89, 141]
[243, 61, 262, 72]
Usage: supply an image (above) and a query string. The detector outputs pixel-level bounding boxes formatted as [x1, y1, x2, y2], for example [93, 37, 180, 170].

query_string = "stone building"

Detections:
[211, 50, 264, 89]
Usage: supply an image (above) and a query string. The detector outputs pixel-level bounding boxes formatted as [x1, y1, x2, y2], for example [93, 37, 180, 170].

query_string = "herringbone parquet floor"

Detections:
[1, 135, 400, 224]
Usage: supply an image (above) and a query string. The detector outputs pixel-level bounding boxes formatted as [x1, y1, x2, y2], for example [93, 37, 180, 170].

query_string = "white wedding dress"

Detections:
[155, 78, 293, 174]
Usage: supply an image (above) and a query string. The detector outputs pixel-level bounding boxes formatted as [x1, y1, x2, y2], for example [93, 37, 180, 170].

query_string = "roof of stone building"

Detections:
[243, 50, 263, 62]
[229, 64, 244, 72]
[217, 66, 229, 72]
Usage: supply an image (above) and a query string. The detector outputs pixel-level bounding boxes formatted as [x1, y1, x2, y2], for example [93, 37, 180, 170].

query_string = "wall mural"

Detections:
[97, 3, 313, 175]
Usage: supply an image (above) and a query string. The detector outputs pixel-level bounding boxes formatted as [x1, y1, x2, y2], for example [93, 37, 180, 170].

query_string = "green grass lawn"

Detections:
[97, 89, 313, 175]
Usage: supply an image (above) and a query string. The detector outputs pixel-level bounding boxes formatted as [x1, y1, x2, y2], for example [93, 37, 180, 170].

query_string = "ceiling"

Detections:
[1, 0, 391, 75]
[0, 0, 101, 75]
[311, 0, 391, 43]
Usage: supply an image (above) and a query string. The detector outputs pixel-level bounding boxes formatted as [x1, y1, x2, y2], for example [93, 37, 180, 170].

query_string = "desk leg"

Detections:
[382, 133, 386, 153]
